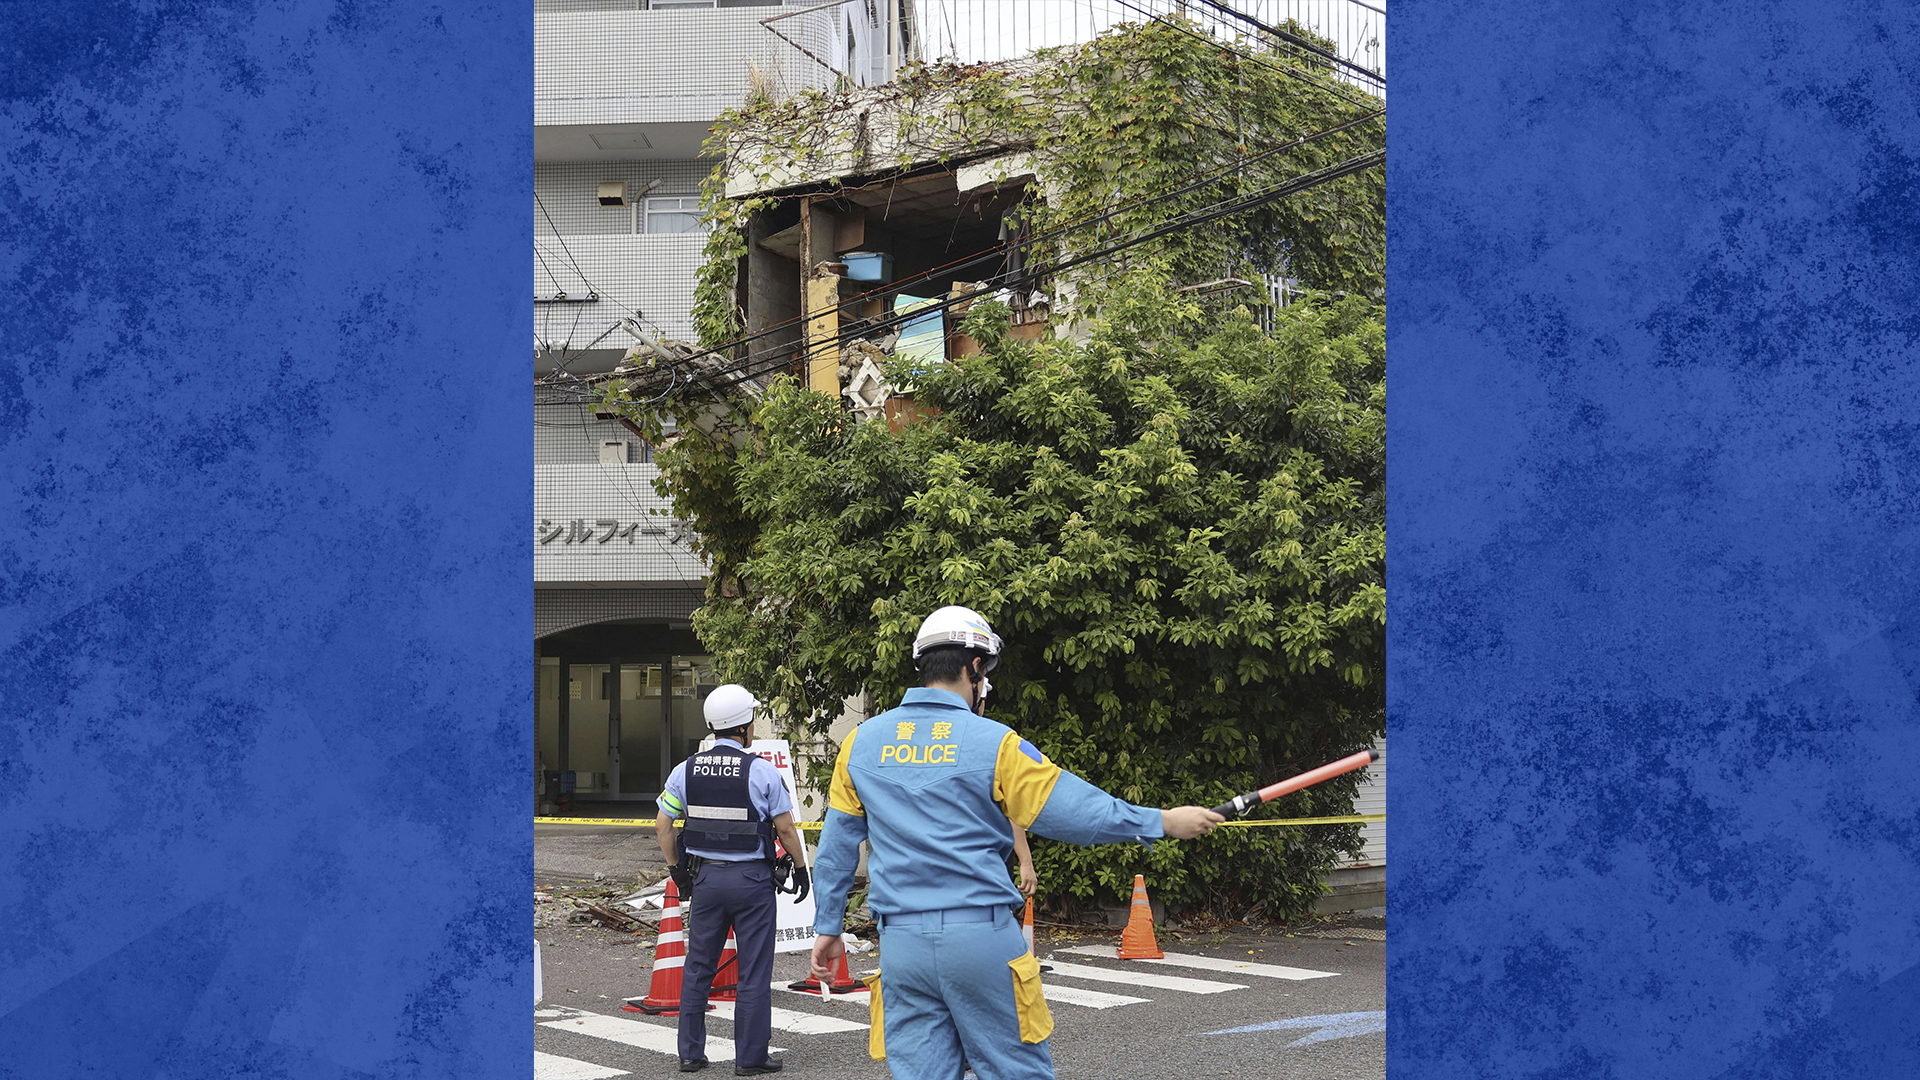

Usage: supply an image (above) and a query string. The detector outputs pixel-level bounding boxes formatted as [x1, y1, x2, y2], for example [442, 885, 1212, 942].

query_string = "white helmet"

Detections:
[703, 684, 759, 731]
[912, 605, 1002, 671]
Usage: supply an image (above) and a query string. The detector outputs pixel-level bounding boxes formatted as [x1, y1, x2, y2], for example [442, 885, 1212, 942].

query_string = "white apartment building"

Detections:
[533, 0, 908, 809]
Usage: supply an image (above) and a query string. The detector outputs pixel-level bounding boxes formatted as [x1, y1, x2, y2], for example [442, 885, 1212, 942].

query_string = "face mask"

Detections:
[979, 677, 991, 703]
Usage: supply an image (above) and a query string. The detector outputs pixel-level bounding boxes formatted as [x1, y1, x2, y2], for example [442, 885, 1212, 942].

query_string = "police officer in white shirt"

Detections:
[655, 685, 810, 1075]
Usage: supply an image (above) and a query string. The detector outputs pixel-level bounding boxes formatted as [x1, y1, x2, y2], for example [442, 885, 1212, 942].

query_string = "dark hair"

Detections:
[916, 644, 986, 684]
[712, 723, 751, 740]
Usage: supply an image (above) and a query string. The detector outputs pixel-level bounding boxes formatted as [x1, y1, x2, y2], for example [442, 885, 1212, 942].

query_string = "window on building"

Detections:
[644, 196, 705, 234]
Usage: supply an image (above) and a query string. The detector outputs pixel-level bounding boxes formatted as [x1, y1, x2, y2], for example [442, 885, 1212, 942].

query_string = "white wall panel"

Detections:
[536, 7, 837, 128]
[534, 231, 707, 347]
[535, 460, 706, 585]
[536, 404, 648, 467]
[535, 160, 715, 236]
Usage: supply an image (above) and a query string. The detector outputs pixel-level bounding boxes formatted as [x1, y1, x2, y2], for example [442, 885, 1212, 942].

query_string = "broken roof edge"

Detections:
[716, 54, 1056, 201]
[722, 143, 1034, 203]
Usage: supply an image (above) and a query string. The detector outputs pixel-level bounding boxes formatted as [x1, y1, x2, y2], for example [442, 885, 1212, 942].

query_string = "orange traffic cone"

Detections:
[623, 880, 712, 1015]
[709, 926, 741, 1001]
[1117, 874, 1164, 959]
[788, 940, 863, 995]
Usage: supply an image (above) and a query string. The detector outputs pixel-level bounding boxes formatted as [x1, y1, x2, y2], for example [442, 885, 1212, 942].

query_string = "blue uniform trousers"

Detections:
[879, 905, 1052, 1080]
[679, 860, 778, 1066]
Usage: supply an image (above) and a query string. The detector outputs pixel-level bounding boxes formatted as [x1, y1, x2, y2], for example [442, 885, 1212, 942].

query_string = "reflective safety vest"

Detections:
[808, 687, 1165, 933]
[680, 742, 773, 859]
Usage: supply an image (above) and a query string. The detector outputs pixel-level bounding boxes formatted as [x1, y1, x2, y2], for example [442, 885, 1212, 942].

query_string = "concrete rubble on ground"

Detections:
[537, 869, 672, 932]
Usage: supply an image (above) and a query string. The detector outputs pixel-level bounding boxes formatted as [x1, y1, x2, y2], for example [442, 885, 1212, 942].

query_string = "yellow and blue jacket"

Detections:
[811, 687, 1164, 936]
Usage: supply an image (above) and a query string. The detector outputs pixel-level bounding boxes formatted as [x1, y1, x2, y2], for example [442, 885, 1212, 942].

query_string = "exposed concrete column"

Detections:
[800, 196, 840, 396]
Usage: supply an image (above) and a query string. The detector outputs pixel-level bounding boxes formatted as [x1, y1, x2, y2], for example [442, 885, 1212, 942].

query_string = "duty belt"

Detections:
[877, 905, 1001, 928]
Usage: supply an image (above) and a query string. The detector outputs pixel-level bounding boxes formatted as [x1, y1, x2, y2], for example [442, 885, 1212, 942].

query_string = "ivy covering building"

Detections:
[605, 18, 1384, 920]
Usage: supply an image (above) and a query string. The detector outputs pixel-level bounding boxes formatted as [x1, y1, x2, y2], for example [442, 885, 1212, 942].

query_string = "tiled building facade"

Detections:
[533, 1, 905, 807]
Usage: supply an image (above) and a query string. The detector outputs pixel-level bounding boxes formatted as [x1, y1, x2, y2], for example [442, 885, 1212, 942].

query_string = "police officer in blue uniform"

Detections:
[807, 606, 1225, 1080]
[655, 685, 811, 1075]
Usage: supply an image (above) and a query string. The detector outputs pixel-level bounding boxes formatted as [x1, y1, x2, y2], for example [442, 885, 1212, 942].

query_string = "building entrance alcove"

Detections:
[535, 620, 718, 812]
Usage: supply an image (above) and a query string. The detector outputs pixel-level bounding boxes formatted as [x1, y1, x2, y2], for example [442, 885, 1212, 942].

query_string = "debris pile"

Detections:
[537, 871, 672, 933]
[608, 335, 775, 401]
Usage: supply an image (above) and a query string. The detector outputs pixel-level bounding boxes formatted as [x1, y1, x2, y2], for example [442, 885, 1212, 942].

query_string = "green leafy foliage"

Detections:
[690, 277, 1382, 919]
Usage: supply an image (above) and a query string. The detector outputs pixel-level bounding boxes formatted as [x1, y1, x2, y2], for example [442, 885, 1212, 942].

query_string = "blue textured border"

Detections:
[9, 0, 1920, 1076]
[1, 3, 531, 1077]
[1390, 1, 1920, 1076]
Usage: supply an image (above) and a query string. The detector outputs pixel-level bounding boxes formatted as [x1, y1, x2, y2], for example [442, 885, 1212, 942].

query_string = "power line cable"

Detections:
[1189, 0, 1383, 87]
[534, 197, 677, 339]
[531, 211, 685, 399]
[1108, 0, 1378, 111]
[533, 192, 682, 398]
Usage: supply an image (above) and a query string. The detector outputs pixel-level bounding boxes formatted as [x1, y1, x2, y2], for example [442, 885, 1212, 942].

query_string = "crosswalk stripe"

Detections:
[709, 999, 869, 1034]
[1041, 982, 1149, 1009]
[1042, 960, 1245, 994]
[1058, 945, 1339, 981]
[538, 1008, 788, 1063]
[533, 1050, 628, 1079]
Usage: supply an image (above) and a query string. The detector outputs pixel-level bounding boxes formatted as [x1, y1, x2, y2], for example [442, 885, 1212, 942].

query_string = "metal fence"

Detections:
[771, 0, 1384, 98]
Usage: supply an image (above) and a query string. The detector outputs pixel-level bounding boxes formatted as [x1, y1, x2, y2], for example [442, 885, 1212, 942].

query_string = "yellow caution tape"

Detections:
[535, 814, 1381, 829]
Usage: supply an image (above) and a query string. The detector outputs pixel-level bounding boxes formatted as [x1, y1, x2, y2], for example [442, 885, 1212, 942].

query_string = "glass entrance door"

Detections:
[619, 662, 665, 794]
[567, 663, 612, 798]
[668, 656, 719, 767]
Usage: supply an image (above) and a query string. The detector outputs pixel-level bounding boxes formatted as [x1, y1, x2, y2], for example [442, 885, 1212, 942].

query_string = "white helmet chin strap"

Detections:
[966, 657, 988, 712]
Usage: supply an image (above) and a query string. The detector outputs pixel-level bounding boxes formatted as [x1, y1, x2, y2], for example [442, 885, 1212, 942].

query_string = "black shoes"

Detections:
[688, 1054, 781, 1074]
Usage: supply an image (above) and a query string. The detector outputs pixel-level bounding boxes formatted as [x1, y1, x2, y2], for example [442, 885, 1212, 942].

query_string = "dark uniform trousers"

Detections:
[679, 859, 779, 1065]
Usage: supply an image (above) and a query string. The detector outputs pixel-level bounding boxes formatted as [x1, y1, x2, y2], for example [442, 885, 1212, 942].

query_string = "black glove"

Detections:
[669, 863, 695, 898]
[771, 854, 810, 903]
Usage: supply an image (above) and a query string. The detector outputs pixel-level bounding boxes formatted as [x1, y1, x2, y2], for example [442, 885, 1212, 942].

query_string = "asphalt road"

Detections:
[535, 920, 1383, 1080]
[534, 820, 669, 887]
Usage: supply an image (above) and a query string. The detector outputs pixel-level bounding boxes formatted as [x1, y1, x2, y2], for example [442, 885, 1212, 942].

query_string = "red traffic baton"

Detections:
[1211, 749, 1381, 818]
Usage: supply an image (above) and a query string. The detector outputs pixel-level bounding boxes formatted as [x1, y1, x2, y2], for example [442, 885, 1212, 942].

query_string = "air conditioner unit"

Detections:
[599, 440, 630, 464]
[598, 181, 629, 207]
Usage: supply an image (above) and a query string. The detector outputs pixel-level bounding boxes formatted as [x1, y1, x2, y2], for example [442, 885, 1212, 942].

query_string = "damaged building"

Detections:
[700, 62, 1070, 422]
[674, 21, 1383, 423]
[731, 153, 1049, 419]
